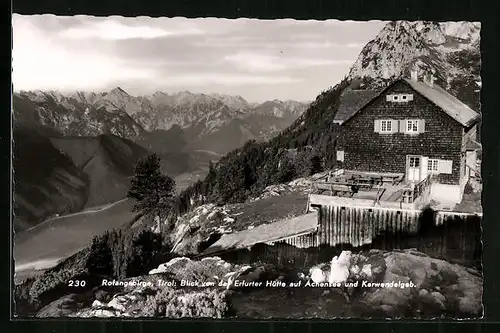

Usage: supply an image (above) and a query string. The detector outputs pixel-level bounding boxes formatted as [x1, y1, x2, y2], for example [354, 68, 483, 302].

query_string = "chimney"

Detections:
[423, 72, 435, 87]
[410, 69, 418, 82]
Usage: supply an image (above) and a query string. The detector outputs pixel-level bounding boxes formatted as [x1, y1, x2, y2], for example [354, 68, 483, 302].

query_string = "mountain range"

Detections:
[13, 89, 309, 155]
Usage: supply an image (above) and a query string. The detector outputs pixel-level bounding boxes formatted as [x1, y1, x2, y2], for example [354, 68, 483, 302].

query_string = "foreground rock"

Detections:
[65, 256, 296, 318]
[38, 250, 482, 318]
[36, 294, 87, 318]
[148, 256, 291, 290]
[308, 249, 483, 318]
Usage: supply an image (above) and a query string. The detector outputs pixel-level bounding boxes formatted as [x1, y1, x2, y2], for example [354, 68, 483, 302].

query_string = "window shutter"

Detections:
[374, 120, 381, 133]
[391, 120, 399, 133]
[336, 150, 345, 162]
[418, 119, 426, 133]
[399, 120, 406, 133]
[438, 159, 453, 174]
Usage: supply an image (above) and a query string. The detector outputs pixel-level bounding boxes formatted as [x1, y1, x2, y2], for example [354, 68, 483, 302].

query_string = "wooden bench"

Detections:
[322, 180, 373, 189]
[314, 183, 356, 197]
[382, 175, 404, 185]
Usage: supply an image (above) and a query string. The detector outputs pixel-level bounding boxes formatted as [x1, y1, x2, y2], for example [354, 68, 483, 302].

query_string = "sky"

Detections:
[12, 15, 387, 103]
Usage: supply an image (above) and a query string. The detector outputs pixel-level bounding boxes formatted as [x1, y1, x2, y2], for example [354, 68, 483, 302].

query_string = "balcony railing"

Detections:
[401, 174, 433, 204]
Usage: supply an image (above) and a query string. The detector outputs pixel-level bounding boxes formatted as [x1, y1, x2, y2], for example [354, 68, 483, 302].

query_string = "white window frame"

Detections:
[380, 120, 393, 133]
[336, 150, 345, 162]
[409, 156, 420, 168]
[406, 119, 419, 133]
[428, 159, 439, 173]
[387, 94, 414, 103]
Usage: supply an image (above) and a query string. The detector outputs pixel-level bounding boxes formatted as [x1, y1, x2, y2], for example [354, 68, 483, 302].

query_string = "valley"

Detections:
[13, 165, 212, 281]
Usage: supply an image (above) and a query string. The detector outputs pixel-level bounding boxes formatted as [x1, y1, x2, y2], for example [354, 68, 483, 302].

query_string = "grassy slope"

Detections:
[228, 193, 308, 231]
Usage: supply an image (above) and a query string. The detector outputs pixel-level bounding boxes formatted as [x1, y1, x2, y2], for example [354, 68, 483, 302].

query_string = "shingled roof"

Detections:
[333, 89, 379, 124]
[403, 79, 480, 127]
[333, 79, 480, 127]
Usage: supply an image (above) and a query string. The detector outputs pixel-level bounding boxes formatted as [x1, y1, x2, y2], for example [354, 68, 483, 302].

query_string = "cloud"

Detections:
[12, 21, 155, 91]
[192, 38, 366, 50]
[346, 43, 365, 48]
[59, 19, 205, 40]
[158, 73, 302, 86]
[224, 52, 352, 72]
[224, 53, 287, 71]
[12, 15, 388, 101]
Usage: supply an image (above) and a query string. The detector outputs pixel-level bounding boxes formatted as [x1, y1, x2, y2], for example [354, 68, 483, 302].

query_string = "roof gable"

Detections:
[334, 79, 480, 127]
[333, 89, 379, 124]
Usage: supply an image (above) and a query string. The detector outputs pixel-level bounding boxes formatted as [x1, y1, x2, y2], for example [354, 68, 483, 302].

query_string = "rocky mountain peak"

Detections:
[109, 86, 129, 96]
[347, 20, 481, 92]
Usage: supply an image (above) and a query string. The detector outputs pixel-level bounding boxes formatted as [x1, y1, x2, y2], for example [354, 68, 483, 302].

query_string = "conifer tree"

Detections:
[127, 154, 176, 232]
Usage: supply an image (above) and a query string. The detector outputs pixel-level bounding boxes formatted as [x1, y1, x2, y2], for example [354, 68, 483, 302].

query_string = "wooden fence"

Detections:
[317, 205, 481, 248]
[318, 205, 414, 247]
[269, 232, 319, 248]
[208, 204, 482, 269]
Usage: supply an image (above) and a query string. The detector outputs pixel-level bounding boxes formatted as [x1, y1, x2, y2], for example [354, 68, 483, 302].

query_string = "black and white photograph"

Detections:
[12, 15, 483, 319]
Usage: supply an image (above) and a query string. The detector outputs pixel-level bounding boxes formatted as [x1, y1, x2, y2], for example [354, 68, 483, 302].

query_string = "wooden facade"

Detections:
[337, 80, 469, 185]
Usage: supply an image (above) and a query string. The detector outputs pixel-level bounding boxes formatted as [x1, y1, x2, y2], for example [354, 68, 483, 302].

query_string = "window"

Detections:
[409, 156, 420, 168]
[386, 94, 414, 102]
[336, 150, 345, 162]
[406, 120, 419, 133]
[381, 120, 392, 133]
[428, 159, 439, 172]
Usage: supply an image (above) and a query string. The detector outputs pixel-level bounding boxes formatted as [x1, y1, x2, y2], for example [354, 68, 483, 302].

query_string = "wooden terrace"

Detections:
[308, 169, 433, 210]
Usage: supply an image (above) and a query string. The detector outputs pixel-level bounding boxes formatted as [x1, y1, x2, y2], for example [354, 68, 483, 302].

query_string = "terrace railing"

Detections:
[311, 169, 404, 198]
[401, 174, 433, 204]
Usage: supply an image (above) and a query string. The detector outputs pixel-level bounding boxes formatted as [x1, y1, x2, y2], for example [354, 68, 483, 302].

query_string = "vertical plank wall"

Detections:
[316, 205, 481, 248]
[216, 205, 481, 268]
